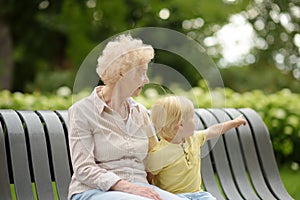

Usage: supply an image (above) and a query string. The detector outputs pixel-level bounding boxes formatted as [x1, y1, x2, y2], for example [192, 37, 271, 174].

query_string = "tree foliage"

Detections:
[0, 0, 299, 92]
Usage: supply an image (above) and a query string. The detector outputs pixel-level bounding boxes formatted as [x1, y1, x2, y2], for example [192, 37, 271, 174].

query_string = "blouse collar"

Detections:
[92, 86, 140, 114]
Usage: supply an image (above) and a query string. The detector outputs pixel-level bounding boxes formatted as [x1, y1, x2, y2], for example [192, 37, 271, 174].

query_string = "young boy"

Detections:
[146, 96, 247, 200]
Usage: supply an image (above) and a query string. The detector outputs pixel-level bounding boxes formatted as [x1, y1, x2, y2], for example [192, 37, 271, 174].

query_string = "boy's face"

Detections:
[182, 113, 196, 138]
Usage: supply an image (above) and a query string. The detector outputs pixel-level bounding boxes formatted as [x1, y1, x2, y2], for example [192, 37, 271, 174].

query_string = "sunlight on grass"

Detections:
[10, 182, 60, 199]
[52, 182, 59, 200]
[32, 183, 38, 199]
[280, 166, 300, 200]
[10, 184, 16, 200]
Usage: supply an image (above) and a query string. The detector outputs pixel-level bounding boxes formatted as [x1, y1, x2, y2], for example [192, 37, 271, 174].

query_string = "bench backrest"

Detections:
[0, 108, 293, 200]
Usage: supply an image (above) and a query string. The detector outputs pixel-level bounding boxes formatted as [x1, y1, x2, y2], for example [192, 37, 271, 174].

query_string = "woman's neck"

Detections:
[99, 85, 112, 103]
[99, 85, 129, 120]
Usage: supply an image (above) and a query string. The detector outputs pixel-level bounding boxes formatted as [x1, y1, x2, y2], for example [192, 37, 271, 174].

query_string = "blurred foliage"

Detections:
[1, 0, 300, 163]
[1, 0, 299, 93]
[192, 0, 300, 81]
[1, 85, 299, 165]
[25, 70, 75, 92]
[0, 88, 72, 110]
[220, 65, 300, 93]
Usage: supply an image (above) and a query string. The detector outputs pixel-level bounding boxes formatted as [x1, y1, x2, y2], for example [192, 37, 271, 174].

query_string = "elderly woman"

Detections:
[68, 34, 186, 200]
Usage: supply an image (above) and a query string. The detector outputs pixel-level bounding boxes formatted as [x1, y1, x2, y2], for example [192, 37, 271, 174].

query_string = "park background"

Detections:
[0, 0, 300, 198]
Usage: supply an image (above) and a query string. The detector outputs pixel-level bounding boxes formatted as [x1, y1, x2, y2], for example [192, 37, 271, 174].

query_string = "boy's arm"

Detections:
[205, 115, 247, 140]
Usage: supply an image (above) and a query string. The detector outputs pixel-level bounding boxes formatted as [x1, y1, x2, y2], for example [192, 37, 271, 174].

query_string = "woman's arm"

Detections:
[68, 105, 122, 191]
[205, 115, 247, 140]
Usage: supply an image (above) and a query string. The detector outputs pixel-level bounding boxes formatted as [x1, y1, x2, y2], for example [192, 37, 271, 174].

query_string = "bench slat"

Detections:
[55, 110, 73, 175]
[194, 110, 226, 200]
[55, 110, 69, 129]
[240, 108, 294, 200]
[18, 111, 55, 200]
[0, 119, 12, 200]
[222, 108, 261, 199]
[231, 109, 277, 199]
[198, 109, 244, 200]
[0, 110, 34, 200]
[37, 110, 71, 200]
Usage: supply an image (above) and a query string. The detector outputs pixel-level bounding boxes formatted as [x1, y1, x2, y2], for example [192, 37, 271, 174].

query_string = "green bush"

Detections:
[0, 88, 72, 110]
[0, 86, 299, 165]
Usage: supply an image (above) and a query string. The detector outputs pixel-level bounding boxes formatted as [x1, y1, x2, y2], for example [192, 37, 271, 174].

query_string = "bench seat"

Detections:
[0, 108, 294, 200]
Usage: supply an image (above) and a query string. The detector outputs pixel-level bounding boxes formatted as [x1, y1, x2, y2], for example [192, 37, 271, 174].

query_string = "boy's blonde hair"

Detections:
[96, 34, 154, 85]
[151, 96, 194, 141]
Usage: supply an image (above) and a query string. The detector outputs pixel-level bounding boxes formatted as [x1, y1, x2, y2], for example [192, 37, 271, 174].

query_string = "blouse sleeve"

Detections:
[68, 104, 121, 191]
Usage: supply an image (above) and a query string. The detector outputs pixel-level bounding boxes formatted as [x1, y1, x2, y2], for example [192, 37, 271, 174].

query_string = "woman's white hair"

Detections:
[96, 34, 154, 85]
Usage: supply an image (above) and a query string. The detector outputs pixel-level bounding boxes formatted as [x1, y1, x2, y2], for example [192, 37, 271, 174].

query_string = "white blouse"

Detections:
[67, 86, 155, 199]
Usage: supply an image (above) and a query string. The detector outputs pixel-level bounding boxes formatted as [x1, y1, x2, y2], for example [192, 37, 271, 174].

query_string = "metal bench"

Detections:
[0, 108, 294, 200]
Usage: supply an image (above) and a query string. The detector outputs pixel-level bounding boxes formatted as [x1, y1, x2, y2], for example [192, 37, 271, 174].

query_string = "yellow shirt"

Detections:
[146, 131, 206, 194]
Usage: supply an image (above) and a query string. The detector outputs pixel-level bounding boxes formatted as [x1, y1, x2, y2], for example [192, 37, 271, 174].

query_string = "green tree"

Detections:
[1, 0, 299, 93]
[188, 0, 300, 92]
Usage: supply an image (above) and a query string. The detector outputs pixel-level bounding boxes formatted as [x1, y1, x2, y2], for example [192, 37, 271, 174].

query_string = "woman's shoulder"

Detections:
[68, 91, 96, 112]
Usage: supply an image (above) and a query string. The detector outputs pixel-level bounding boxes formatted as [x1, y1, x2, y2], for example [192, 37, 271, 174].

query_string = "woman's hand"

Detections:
[110, 180, 162, 200]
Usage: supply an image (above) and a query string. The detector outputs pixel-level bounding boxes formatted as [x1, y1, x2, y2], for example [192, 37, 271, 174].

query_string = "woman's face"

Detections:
[123, 63, 149, 97]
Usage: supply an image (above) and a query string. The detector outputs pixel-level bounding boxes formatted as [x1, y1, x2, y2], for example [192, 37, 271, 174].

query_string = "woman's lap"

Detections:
[177, 191, 216, 200]
[71, 182, 188, 200]
[72, 189, 151, 200]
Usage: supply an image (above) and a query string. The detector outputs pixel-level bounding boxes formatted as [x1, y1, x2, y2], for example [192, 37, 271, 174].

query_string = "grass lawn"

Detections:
[280, 165, 300, 200]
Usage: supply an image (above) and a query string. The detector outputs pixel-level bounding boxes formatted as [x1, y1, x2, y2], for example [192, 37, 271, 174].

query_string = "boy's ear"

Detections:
[177, 120, 183, 129]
